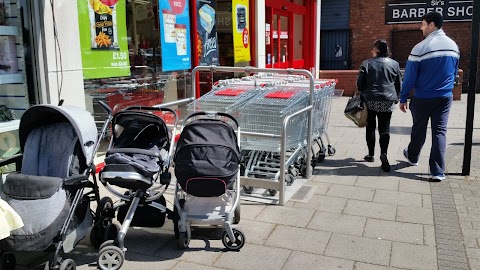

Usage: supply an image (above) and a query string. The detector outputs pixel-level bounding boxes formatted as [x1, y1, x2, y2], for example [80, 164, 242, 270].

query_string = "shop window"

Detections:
[81, 0, 191, 133]
[0, 0, 33, 170]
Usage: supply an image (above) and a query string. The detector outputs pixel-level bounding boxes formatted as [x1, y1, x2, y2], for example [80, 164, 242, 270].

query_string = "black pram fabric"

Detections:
[105, 146, 168, 177]
[174, 119, 240, 197]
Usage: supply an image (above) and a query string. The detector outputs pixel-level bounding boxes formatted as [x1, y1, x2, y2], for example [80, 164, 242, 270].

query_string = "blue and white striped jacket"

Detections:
[399, 29, 460, 103]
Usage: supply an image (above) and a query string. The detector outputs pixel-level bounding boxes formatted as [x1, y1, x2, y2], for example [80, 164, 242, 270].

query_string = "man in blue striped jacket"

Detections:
[399, 11, 460, 182]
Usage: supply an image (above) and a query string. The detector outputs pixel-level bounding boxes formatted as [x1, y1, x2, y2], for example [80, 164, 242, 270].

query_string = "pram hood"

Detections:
[19, 105, 97, 165]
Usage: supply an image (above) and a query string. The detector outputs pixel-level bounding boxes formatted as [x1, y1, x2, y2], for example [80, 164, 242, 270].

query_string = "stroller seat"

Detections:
[101, 164, 154, 190]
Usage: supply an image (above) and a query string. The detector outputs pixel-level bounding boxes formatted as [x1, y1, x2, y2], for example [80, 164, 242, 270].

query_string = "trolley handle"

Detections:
[98, 100, 113, 116]
[184, 111, 239, 128]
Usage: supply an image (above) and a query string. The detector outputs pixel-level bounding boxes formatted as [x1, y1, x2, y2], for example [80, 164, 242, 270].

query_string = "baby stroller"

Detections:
[0, 103, 106, 270]
[96, 105, 177, 270]
[173, 111, 245, 251]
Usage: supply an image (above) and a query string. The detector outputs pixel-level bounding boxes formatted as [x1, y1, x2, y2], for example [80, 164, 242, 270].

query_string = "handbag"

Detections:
[344, 88, 368, 127]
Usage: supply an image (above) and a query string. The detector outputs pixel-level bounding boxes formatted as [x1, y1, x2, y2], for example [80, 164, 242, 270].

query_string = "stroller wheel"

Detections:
[316, 153, 326, 163]
[59, 258, 76, 270]
[233, 204, 241, 225]
[268, 189, 277, 196]
[97, 245, 124, 270]
[0, 252, 16, 270]
[91, 197, 115, 248]
[178, 231, 190, 249]
[173, 199, 185, 239]
[242, 186, 253, 194]
[222, 228, 245, 251]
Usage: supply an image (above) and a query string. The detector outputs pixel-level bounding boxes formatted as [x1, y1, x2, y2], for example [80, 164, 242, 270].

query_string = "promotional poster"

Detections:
[159, 0, 192, 71]
[196, 0, 219, 66]
[77, 0, 130, 79]
[232, 0, 250, 63]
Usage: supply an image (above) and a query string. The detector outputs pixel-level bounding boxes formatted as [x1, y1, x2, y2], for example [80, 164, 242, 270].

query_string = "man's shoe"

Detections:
[430, 174, 446, 182]
[380, 153, 391, 172]
[364, 155, 374, 162]
[403, 148, 418, 166]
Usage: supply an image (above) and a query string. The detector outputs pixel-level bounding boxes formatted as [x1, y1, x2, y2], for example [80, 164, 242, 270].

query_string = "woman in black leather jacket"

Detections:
[356, 40, 402, 172]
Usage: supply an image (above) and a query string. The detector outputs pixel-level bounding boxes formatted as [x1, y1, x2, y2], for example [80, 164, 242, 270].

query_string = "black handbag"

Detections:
[344, 88, 364, 114]
[344, 88, 368, 127]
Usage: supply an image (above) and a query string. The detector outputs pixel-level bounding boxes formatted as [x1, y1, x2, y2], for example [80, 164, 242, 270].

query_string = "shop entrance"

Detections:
[265, 0, 312, 69]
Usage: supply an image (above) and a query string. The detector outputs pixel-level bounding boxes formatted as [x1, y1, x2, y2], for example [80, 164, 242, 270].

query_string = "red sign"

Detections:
[168, 0, 186, 14]
[243, 28, 249, 48]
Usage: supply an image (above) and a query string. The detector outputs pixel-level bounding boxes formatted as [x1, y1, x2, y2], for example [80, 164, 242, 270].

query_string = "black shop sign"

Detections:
[385, 0, 473, 24]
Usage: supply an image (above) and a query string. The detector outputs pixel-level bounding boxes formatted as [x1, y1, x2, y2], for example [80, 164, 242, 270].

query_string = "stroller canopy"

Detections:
[19, 105, 98, 165]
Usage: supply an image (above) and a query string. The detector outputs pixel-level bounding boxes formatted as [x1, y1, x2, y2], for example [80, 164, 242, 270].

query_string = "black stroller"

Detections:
[173, 112, 245, 251]
[0, 103, 108, 270]
[95, 105, 177, 270]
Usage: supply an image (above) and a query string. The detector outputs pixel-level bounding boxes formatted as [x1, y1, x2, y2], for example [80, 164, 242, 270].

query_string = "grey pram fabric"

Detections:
[21, 123, 78, 178]
[0, 122, 78, 251]
[105, 146, 168, 177]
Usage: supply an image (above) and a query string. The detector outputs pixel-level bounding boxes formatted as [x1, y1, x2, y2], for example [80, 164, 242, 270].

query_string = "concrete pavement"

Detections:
[16, 93, 480, 270]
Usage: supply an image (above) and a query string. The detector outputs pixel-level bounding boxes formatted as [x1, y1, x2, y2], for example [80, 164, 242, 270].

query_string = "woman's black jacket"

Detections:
[356, 57, 402, 102]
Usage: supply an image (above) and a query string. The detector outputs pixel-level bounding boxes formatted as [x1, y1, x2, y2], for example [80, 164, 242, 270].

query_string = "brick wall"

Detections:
[319, 69, 463, 100]
[349, 1, 471, 90]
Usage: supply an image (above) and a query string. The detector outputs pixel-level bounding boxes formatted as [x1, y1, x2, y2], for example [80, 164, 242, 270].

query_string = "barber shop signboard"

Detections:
[385, 0, 473, 24]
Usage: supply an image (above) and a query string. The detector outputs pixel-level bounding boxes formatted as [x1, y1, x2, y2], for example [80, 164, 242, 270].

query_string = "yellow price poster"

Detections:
[232, 0, 250, 63]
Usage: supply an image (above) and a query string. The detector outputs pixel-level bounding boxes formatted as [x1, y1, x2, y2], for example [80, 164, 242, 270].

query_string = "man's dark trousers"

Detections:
[406, 96, 453, 175]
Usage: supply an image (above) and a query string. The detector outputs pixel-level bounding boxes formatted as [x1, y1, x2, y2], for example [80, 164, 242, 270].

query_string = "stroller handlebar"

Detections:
[98, 100, 113, 116]
[183, 111, 239, 128]
[107, 148, 162, 158]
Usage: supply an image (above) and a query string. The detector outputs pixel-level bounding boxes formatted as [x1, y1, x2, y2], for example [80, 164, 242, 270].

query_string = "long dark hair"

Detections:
[374, 40, 389, 57]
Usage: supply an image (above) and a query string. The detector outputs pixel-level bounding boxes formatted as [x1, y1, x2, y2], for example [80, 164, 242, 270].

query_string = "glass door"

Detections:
[266, 8, 290, 68]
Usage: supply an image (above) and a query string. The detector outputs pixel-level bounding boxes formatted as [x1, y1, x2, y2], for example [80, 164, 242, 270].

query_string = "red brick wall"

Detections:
[319, 69, 463, 100]
[349, 1, 471, 89]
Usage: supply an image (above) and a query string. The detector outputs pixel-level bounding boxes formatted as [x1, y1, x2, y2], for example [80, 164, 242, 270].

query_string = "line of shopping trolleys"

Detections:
[188, 69, 342, 197]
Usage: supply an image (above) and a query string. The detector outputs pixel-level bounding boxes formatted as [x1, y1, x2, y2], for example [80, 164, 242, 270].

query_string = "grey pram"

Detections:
[0, 104, 105, 270]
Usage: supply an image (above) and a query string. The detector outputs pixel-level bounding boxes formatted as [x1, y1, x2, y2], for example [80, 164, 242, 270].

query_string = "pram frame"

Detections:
[191, 66, 315, 206]
[174, 111, 243, 250]
[96, 105, 178, 269]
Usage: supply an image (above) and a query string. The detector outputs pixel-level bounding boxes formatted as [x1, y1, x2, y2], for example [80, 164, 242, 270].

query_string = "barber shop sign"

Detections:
[385, 0, 473, 24]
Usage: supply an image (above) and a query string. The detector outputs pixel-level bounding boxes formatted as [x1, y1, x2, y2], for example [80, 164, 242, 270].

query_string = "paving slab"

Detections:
[354, 262, 404, 270]
[293, 194, 347, 213]
[326, 184, 375, 201]
[399, 179, 431, 194]
[255, 205, 315, 227]
[324, 233, 391, 266]
[311, 175, 357, 186]
[343, 199, 397, 220]
[282, 251, 355, 270]
[364, 218, 424, 244]
[213, 243, 291, 270]
[264, 225, 331, 254]
[237, 219, 276, 245]
[374, 190, 423, 207]
[390, 242, 438, 270]
[307, 211, 367, 236]
[396, 205, 434, 225]
[355, 176, 399, 191]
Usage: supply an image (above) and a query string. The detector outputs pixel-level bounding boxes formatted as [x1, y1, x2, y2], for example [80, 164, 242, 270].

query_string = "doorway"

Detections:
[265, 0, 312, 69]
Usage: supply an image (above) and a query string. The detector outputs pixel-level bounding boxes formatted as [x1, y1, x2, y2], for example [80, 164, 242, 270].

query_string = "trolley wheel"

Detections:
[327, 145, 336, 156]
[268, 189, 277, 196]
[59, 258, 76, 270]
[285, 174, 294, 186]
[178, 231, 190, 249]
[316, 153, 326, 162]
[222, 228, 245, 251]
[242, 186, 253, 194]
[0, 252, 16, 270]
[97, 245, 124, 270]
[173, 199, 185, 239]
[233, 204, 241, 225]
